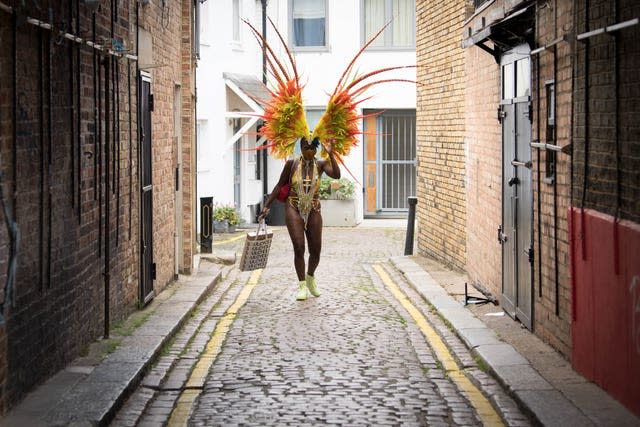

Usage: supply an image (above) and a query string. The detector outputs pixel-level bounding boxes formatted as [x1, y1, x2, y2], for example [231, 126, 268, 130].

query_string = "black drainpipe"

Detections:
[261, 0, 268, 200]
[46, 17, 52, 290]
[76, 0, 82, 220]
[39, 28, 45, 292]
[104, 56, 111, 339]
[93, 12, 98, 201]
[535, 2, 542, 299]
[128, 59, 133, 241]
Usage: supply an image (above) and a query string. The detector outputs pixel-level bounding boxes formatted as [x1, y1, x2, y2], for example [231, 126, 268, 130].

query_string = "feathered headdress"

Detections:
[245, 18, 415, 169]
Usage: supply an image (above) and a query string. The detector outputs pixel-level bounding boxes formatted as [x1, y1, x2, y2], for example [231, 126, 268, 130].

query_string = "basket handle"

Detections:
[255, 219, 268, 239]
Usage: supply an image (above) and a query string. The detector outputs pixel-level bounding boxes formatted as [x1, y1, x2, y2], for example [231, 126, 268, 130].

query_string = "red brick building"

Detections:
[0, 0, 197, 413]
[417, 0, 639, 415]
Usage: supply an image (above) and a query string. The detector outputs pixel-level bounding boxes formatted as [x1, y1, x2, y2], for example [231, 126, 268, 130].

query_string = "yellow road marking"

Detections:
[212, 233, 246, 245]
[167, 269, 263, 427]
[372, 264, 504, 426]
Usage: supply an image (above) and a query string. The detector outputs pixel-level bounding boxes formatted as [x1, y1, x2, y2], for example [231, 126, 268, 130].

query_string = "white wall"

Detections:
[197, 0, 265, 230]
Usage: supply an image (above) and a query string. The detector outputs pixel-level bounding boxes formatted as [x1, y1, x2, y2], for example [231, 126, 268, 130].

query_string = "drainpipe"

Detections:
[104, 55, 111, 339]
[261, 0, 268, 201]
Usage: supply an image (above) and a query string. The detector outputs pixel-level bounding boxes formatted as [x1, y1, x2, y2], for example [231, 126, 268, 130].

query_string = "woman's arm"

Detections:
[320, 142, 341, 179]
[258, 159, 294, 220]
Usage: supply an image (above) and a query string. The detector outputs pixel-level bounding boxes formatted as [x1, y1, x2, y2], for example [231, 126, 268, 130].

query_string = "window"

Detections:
[232, 0, 241, 42]
[291, 0, 327, 49]
[363, 0, 415, 49]
[545, 81, 556, 183]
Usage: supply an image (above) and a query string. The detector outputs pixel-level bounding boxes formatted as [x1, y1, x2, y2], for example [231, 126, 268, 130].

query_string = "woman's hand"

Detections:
[257, 206, 270, 222]
[324, 139, 334, 155]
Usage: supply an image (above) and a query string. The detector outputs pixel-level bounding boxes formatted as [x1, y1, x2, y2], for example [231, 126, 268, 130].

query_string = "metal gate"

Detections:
[499, 46, 533, 329]
[139, 72, 154, 305]
[364, 110, 416, 215]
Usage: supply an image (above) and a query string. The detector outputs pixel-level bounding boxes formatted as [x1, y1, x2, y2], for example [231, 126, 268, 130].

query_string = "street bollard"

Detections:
[404, 196, 418, 255]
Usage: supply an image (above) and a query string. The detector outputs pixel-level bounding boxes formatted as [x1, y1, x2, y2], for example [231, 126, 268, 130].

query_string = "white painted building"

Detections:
[197, 0, 416, 233]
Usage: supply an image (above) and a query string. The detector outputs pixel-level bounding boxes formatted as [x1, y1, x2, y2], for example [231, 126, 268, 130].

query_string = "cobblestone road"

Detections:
[113, 225, 530, 426]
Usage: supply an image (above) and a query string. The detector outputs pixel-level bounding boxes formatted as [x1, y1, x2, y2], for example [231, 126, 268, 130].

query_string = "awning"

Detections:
[462, 4, 534, 61]
[223, 72, 270, 148]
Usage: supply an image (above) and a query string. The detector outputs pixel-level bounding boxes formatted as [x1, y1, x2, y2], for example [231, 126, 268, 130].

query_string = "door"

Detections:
[139, 72, 154, 305]
[500, 46, 533, 329]
[363, 110, 416, 216]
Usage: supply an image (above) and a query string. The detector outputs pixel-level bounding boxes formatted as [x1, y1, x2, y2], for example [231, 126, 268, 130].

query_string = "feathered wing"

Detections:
[312, 23, 416, 165]
[244, 18, 309, 159]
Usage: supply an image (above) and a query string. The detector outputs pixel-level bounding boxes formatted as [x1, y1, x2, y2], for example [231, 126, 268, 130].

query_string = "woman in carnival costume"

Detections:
[248, 19, 415, 301]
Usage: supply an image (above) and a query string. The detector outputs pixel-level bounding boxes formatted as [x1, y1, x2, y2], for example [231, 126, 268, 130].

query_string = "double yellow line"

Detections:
[167, 269, 263, 426]
[372, 264, 504, 427]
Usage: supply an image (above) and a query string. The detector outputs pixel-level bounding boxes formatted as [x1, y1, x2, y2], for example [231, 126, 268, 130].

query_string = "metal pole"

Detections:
[404, 196, 417, 255]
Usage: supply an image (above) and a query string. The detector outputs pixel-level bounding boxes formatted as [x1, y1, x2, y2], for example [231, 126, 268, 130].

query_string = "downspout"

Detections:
[76, 0, 81, 220]
[40, 27, 45, 291]
[46, 12, 52, 289]
[535, 2, 542, 299]
[613, 0, 620, 275]
[93, 12, 98, 201]
[553, 0, 559, 316]
[128, 57, 133, 240]
[104, 55, 111, 339]
[116, 60, 121, 247]
[69, 1, 75, 212]
[580, 0, 590, 261]
[261, 0, 268, 201]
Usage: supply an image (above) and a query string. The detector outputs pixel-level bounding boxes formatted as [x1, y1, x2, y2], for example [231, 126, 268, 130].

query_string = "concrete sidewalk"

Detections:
[391, 255, 640, 427]
[0, 261, 222, 427]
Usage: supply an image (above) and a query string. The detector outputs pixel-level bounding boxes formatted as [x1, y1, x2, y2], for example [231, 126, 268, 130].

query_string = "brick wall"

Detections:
[415, 0, 467, 271]
[0, 0, 194, 412]
[531, 0, 573, 357]
[573, 0, 640, 223]
[464, 43, 502, 298]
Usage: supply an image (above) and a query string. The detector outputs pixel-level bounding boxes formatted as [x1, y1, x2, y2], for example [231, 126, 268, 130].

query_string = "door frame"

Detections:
[139, 71, 155, 306]
[363, 109, 416, 217]
[499, 45, 534, 330]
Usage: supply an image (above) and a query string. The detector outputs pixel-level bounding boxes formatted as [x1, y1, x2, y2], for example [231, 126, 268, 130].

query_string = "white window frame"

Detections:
[289, 0, 329, 52]
[360, 0, 415, 50]
[231, 0, 242, 47]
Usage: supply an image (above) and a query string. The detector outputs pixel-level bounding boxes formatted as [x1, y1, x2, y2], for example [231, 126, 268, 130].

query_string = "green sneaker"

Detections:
[306, 274, 320, 297]
[296, 280, 308, 301]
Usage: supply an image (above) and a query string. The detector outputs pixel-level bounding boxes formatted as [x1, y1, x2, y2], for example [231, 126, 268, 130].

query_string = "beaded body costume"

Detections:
[289, 157, 321, 227]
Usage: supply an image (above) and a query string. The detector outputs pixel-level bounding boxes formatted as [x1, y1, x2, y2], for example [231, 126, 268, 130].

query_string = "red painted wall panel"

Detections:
[570, 207, 640, 417]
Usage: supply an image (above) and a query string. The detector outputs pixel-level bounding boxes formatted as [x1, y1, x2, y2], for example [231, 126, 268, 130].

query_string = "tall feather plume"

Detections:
[244, 18, 309, 159]
[311, 22, 417, 166]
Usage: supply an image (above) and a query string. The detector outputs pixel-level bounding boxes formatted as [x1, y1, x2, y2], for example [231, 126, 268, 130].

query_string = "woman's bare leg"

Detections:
[305, 210, 323, 276]
[285, 203, 307, 281]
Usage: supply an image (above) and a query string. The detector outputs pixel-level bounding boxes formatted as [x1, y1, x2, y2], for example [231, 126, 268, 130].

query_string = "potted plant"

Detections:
[319, 177, 359, 226]
[225, 207, 241, 233]
[212, 204, 229, 233]
[212, 203, 241, 233]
